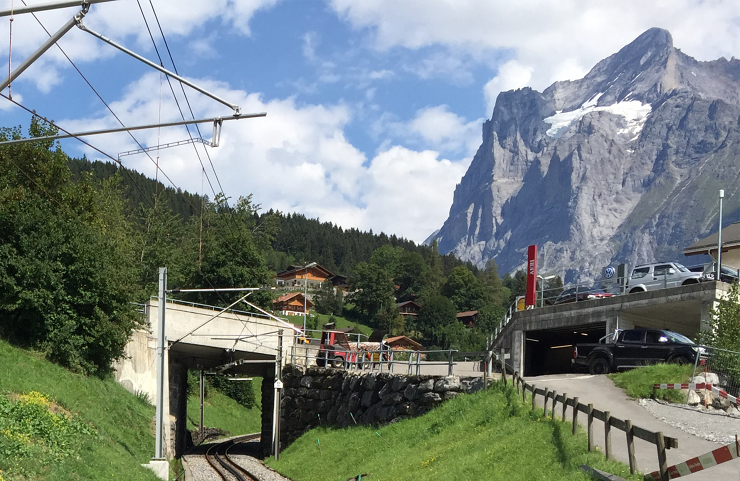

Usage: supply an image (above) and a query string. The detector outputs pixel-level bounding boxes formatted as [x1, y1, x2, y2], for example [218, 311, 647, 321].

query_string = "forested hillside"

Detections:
[0, 119, 529, 381]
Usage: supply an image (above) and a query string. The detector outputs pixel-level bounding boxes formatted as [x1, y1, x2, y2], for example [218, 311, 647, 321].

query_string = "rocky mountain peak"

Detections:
[430, 29, 740, 284]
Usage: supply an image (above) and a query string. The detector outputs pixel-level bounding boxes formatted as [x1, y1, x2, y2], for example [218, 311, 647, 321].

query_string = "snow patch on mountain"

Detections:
[543, 97, 652, 139]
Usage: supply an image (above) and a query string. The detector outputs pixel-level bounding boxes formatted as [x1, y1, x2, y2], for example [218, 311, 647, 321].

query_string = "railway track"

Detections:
[204, 434, 261, 481]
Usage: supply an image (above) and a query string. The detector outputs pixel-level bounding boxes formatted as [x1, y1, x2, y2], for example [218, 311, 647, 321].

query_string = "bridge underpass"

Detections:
[114, 298, 296, 462]
[497, 281, 728, 377]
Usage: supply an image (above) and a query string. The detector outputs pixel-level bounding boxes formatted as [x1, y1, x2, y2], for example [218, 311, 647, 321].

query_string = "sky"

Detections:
[1, 0, 739, 244]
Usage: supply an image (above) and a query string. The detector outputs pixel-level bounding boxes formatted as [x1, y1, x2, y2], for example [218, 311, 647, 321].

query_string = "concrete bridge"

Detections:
[114, 298, 295, 461]
[495, 281, 729, 376]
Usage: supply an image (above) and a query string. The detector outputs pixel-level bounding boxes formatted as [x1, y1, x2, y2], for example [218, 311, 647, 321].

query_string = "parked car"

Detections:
[573, 328, 698, 374]
[547, 286, 614, 305]
[700, 262, 739, 284]
[626, 262, 703, 293]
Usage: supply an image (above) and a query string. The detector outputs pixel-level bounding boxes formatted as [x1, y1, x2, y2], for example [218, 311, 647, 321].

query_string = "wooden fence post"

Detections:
[514, 372, 520, 394]
[604, 411, 612, 460]
[561, 393, 567, 422]
[571, 397, 579, 435]
[531, 385, 537, 411]
[656, 432, 668, 481]
[587, 403, 594, 451]
[543, 389, 549, 417]
[625, 420, 636, 475]
[551, 391, 557, 421]
[522, 380, 526, 404]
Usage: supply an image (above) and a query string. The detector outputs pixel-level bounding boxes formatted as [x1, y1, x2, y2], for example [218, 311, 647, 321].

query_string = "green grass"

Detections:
[266, 382, 641, 481]
[185, 377, 263, 436]
[314, 313, 374, 336]
[0, 338, 161, 481]
[609, 364, 695, 402]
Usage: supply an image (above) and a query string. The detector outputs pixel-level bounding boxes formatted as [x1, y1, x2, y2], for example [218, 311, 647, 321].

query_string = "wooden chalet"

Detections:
[456, 310, 478, 328]
[397, 300, 421, 319]
[275, 264, 334, 289]
[273, 292, 313, 316]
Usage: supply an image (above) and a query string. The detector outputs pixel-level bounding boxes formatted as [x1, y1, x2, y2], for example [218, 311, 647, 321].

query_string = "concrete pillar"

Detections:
[168, 361, 189, 458]
[511, 330, 524, 376]
[260, 371, 276, 458]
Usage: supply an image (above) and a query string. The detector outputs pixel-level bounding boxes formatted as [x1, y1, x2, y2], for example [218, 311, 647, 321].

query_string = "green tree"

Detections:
[503, 270, 527, 306]
[314, 280, 343, 315]
[0, 119, 142, 375]
[395, 251, 428, 301]
[442, 265, 490, 312]
[416, 294, 458, 346]
[348, 262, 395, 321]
[479, 259, 510, 308]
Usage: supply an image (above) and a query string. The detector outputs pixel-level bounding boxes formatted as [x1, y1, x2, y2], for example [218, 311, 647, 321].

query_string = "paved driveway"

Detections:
[526, 374, 740, 480]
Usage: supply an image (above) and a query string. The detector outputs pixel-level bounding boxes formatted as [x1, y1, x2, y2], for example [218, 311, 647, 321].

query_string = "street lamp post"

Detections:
[717, 190, 724, 282]
[303, 262, 317, 334]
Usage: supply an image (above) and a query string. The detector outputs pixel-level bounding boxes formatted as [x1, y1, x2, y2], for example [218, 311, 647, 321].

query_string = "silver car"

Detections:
[627, 262, 703, 293]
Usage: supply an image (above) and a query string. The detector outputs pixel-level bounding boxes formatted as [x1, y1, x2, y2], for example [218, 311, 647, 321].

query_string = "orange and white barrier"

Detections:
[644, 437, 740, 480]
[653, 383, 740, 407]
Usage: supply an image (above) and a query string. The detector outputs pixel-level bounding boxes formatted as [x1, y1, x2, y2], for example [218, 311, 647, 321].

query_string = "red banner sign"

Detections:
[525, 245, 538, 306]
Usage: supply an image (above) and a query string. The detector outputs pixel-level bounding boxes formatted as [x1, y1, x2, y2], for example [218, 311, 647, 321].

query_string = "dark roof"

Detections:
[273, 292, 314, 307]
[383, 335, 422, 350]
[684, 221, 740, 256]
[396, 300, 420, 308]
[276, 263, 335, 279]
[456, 311, 478, 318]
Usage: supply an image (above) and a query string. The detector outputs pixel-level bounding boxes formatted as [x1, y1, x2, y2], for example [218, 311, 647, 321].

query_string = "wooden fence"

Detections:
[510, 372, 677, 481]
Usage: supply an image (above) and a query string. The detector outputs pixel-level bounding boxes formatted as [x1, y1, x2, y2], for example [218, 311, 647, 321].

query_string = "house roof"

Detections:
[397, 300, 421, 308]
[383, 335, 423, 350]
[276, 263, 335, 279]
[456, 311, 478, 318]
[273, 292, 314, 307]
[684, 221, 740, 256]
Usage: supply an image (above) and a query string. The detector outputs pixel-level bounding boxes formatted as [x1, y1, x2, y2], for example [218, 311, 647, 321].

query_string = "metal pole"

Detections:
[303, 269, 308, 333]
[154, 267, 167, 460]
[0, 10, 86, 91]
[274, 330, 283, 460]
[0, 0, 115, 17]
[76, 21, 242, 114]
[0, 113, 264, 147]
[199, 370, 204, 440]
[717, 190, 724, 281]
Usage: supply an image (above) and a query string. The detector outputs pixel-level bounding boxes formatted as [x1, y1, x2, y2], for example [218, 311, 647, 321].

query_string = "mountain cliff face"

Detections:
[430, 28, 740, 282]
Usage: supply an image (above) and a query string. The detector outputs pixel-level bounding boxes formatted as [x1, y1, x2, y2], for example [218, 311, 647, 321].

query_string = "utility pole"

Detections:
[154, 267, 167, 460]
[717, 189, 724, 282]
[273, 330, 284, 460]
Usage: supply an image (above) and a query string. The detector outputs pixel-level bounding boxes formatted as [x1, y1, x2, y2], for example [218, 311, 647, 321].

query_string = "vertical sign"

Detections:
[525, 245, 538, 306]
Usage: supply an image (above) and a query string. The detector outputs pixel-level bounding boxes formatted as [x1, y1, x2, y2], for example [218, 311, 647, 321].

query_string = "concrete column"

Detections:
[168, 361, 189, 458]
[260, 371, 276, 458]
[511, 330, 525, 376]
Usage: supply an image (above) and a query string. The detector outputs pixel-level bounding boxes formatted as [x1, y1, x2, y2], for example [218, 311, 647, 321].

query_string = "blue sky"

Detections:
[1, 0, 738, 243]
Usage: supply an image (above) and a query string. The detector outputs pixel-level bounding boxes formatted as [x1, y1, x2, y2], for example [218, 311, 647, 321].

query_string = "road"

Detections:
[526, 374, 740, 480]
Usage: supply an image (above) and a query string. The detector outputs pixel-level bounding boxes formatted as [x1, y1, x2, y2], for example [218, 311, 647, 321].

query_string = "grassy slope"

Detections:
[314, 313, 374, 336]
[185, 377, 264, 435]
[609, 364, 695, 402]
[0, 339, 160, 481]
[267, 382, 641, 481]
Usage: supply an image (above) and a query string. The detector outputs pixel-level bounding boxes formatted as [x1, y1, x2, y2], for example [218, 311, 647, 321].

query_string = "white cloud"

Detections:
[59, 73, 465, 242]
[0, 0, 279, 92]
[330, 0, 740, 110]
[372, 105, 482, 160]
[483, 60, 533, 116]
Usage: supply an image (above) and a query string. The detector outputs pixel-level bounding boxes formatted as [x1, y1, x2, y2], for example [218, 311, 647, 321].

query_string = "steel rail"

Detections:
[205, 434, 260, 481]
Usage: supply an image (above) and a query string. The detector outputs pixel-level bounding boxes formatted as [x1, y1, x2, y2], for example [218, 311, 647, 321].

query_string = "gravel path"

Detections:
[638, 398, 740, 445]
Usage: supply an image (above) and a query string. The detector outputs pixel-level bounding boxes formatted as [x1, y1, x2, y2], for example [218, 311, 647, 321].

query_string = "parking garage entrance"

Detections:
[524, 323, 606, 376]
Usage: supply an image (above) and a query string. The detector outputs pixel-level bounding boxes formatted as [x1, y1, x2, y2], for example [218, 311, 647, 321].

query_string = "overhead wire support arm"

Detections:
[0, 7, 88, 92]
[0, 113, 265, 147]
[75, 20, 243, 115]
[0, 0, 116, 17]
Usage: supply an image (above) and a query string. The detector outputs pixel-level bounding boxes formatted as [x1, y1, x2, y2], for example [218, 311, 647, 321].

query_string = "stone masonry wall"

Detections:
[280, 365, 485, 448]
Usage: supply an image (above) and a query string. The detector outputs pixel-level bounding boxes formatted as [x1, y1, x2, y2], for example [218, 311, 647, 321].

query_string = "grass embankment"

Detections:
[185, 377, 263, 435]
[314, 313, 374, 336]
[0, 338, 161, 481]
[267, 382, 641, 481]
[610, 364, 695, 402]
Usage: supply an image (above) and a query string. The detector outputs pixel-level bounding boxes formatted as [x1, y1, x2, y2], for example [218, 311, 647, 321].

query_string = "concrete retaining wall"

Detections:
[279, 365, 485, 448]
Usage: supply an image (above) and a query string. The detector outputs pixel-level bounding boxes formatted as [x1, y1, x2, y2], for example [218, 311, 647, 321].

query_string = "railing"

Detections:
[288, 338, 493, 377]
[512, 371, 677, 481]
